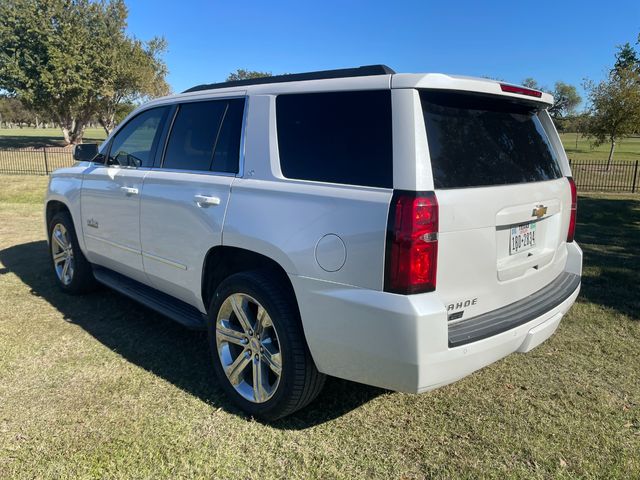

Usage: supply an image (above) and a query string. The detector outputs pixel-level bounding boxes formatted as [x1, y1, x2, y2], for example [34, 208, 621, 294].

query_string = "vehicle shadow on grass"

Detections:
[0, 240, 384, 429]
[574, 195, 640, 321]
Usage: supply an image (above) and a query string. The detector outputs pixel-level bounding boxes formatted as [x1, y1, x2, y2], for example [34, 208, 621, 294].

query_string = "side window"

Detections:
[276, 90, 392, 188]
[162, 100, 227, 171]
[211, 98, 245, 173]
[108, 107, 167, 168]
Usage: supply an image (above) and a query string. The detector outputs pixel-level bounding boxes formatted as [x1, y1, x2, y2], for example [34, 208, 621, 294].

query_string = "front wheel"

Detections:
[48, 211, 97, 294]
[207, 270, 325, 420]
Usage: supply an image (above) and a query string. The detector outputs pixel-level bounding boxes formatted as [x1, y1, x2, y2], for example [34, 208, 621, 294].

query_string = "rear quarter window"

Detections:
[420, 90, 563, 189]
[276, 90, 392, 188]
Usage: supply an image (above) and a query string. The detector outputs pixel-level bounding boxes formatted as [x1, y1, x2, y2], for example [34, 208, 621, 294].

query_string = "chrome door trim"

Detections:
[141, 251, 188, 270]
[84, 233, 141, 255]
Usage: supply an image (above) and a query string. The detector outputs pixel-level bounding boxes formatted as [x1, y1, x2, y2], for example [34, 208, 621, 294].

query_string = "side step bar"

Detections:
[93, 266, 207, 330]
[448, 271, 580, 347]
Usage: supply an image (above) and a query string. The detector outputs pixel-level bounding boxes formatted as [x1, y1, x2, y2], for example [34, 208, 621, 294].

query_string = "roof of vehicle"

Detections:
[144, 65, 554, 108]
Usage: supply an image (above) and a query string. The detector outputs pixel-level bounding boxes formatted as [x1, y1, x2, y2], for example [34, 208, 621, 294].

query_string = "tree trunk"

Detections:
[59, 117, 87, 145]
[606, 138, 616, 171]
[575, 132, 579, 149]
[99, 112, 116, 135]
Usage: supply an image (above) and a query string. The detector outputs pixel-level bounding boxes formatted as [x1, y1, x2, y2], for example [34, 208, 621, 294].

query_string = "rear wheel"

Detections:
[48, 211, 97, 294]
[207, 270, 325, 420]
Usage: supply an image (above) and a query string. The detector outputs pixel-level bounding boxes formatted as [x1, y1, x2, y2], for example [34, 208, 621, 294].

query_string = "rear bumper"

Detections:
[291, 242, 582, 393]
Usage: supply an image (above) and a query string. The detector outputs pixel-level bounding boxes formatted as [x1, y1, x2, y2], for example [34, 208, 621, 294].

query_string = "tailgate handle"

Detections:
[194, 194, 221, 207]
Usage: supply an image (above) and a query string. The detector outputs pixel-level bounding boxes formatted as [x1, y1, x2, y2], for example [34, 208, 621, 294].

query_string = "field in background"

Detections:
[0, 129, 639, 162]
[559, 133, 640, 162]
[0, 128, 107, 149]
[0, 175, 638, 478]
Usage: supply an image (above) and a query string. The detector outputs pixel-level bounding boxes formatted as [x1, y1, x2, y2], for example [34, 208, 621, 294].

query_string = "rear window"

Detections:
[420, 91, 562, 189]
[276, 90, 392, 188]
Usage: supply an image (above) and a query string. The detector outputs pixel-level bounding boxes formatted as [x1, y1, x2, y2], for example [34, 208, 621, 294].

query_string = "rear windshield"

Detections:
[420, 90, 562, 189]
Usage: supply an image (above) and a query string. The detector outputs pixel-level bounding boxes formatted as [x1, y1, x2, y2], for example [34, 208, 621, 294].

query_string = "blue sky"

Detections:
[127, 0, 639, 107]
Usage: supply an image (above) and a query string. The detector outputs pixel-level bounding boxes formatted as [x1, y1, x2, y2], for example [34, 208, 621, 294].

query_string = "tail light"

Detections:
[384, 191, 438, 294]
[567, 177, 577, 242]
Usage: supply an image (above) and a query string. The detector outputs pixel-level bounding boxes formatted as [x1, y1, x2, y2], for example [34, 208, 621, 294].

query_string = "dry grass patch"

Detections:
[0, 176, 638, 479]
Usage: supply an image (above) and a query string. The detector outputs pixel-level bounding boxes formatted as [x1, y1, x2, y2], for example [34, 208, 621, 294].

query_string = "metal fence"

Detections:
[0, 147, 75, 175]
[0, 147, 638, 193]
[569, 160, 639, 193]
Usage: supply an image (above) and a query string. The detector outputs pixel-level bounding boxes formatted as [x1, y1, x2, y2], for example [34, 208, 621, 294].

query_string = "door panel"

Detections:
[140, 171, 233, 309]
[79, 106, 169, 284]
[80, 166, 149, 282]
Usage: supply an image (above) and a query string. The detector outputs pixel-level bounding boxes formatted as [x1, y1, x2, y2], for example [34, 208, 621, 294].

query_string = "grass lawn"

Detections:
[0, 128, 107, 149]
[0, 176, 639, 478]
[560, 133, 640, 163]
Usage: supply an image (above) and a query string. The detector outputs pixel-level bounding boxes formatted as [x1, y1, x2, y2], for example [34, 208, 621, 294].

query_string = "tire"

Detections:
[207, 270, 325, 420]
[48, 210, 97, 294]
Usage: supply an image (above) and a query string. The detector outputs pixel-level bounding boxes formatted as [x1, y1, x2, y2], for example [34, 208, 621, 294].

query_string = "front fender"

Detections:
[45, 168, 86, 255]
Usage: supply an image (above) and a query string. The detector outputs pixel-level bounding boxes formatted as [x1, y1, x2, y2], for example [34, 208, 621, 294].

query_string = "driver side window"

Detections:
[108, 107, 167, 167]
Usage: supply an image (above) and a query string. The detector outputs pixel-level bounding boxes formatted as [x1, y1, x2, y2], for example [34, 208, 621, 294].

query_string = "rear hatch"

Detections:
[419, 89, 573, 322]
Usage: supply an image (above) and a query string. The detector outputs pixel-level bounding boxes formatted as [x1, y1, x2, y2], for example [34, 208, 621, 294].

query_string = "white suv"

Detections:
[45, 65, 582, 420]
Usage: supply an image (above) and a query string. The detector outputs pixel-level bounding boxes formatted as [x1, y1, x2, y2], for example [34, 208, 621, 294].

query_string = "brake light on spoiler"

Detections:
[500, 83, 543, 98]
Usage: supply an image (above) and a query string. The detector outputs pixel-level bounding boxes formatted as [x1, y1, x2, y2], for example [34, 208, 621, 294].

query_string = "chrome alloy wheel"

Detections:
[215, 293, 283, 403]
[51, 223, 75, 286]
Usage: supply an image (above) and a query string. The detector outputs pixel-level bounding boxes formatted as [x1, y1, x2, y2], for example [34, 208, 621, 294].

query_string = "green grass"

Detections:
[559, 133, 640, 163]
[0, 128, 106, 148]
[0, 175, 639, 478]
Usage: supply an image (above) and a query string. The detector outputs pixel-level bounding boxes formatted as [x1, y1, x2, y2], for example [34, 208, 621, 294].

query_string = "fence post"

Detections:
[43, 147, 49, 175]
[633, 160, 639, 194]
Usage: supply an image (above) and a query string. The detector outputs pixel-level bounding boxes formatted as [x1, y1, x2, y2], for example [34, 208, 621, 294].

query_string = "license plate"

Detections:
[510, 222, 536, 255]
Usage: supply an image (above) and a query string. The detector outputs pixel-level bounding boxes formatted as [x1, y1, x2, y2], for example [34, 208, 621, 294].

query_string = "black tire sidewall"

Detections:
[48, 211, 92, 294]
[207, 271, 301, 419]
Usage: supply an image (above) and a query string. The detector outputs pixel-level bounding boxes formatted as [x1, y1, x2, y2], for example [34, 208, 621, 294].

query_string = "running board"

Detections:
[93, 266, 207, 330]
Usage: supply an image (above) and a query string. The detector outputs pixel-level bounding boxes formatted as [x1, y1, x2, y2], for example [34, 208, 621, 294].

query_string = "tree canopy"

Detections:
[0, 0, 169, 144]
[613, 38, 640, 74]
[226, 69, 273, 81]
[548, 82, 581, 118]
[519, 78, 581, 119]
[583, 67, 640, 167]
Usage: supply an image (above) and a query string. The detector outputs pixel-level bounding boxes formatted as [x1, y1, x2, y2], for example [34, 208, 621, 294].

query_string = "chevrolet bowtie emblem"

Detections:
[531, 205, 548, 219]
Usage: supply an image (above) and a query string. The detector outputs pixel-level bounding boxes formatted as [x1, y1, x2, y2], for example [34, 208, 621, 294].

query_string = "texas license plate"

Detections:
[510, 222, 536, 255]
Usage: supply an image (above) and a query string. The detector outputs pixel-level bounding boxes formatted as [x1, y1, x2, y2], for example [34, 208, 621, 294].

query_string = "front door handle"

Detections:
[120, 186, 139, 196]
[194, 194, 221, 207]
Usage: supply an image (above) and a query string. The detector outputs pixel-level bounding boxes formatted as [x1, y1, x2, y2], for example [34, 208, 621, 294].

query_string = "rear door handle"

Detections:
[194, 194, 221, 206]
[120, 186, 139, 196]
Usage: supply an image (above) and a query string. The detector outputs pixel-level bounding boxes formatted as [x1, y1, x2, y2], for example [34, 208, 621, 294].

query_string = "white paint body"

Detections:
[45, 72, 582, 393]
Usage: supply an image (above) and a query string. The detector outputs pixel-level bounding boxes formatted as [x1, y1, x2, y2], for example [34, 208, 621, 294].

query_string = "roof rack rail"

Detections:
[182, 64, 395, 93]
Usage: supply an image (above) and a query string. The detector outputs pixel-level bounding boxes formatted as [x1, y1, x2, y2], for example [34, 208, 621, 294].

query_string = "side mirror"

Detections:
[73, 143, 99, 162]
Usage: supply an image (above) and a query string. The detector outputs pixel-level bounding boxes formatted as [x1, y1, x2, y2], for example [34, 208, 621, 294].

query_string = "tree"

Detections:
[0, 96, 31, 127]
[226, 69, 272, 81]
[613, 42, 639, 74]
[564, 113, 590, 149]
[0, 0, 169, 144]
[522, 77, 541, 89]
[583, 68, 640, 169]
[97, 37, 170, 134]
[548, 82, 581, 119]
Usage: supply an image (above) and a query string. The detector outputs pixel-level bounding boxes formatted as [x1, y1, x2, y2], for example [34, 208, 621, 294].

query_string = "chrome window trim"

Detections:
[145, 168, 237, 178]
